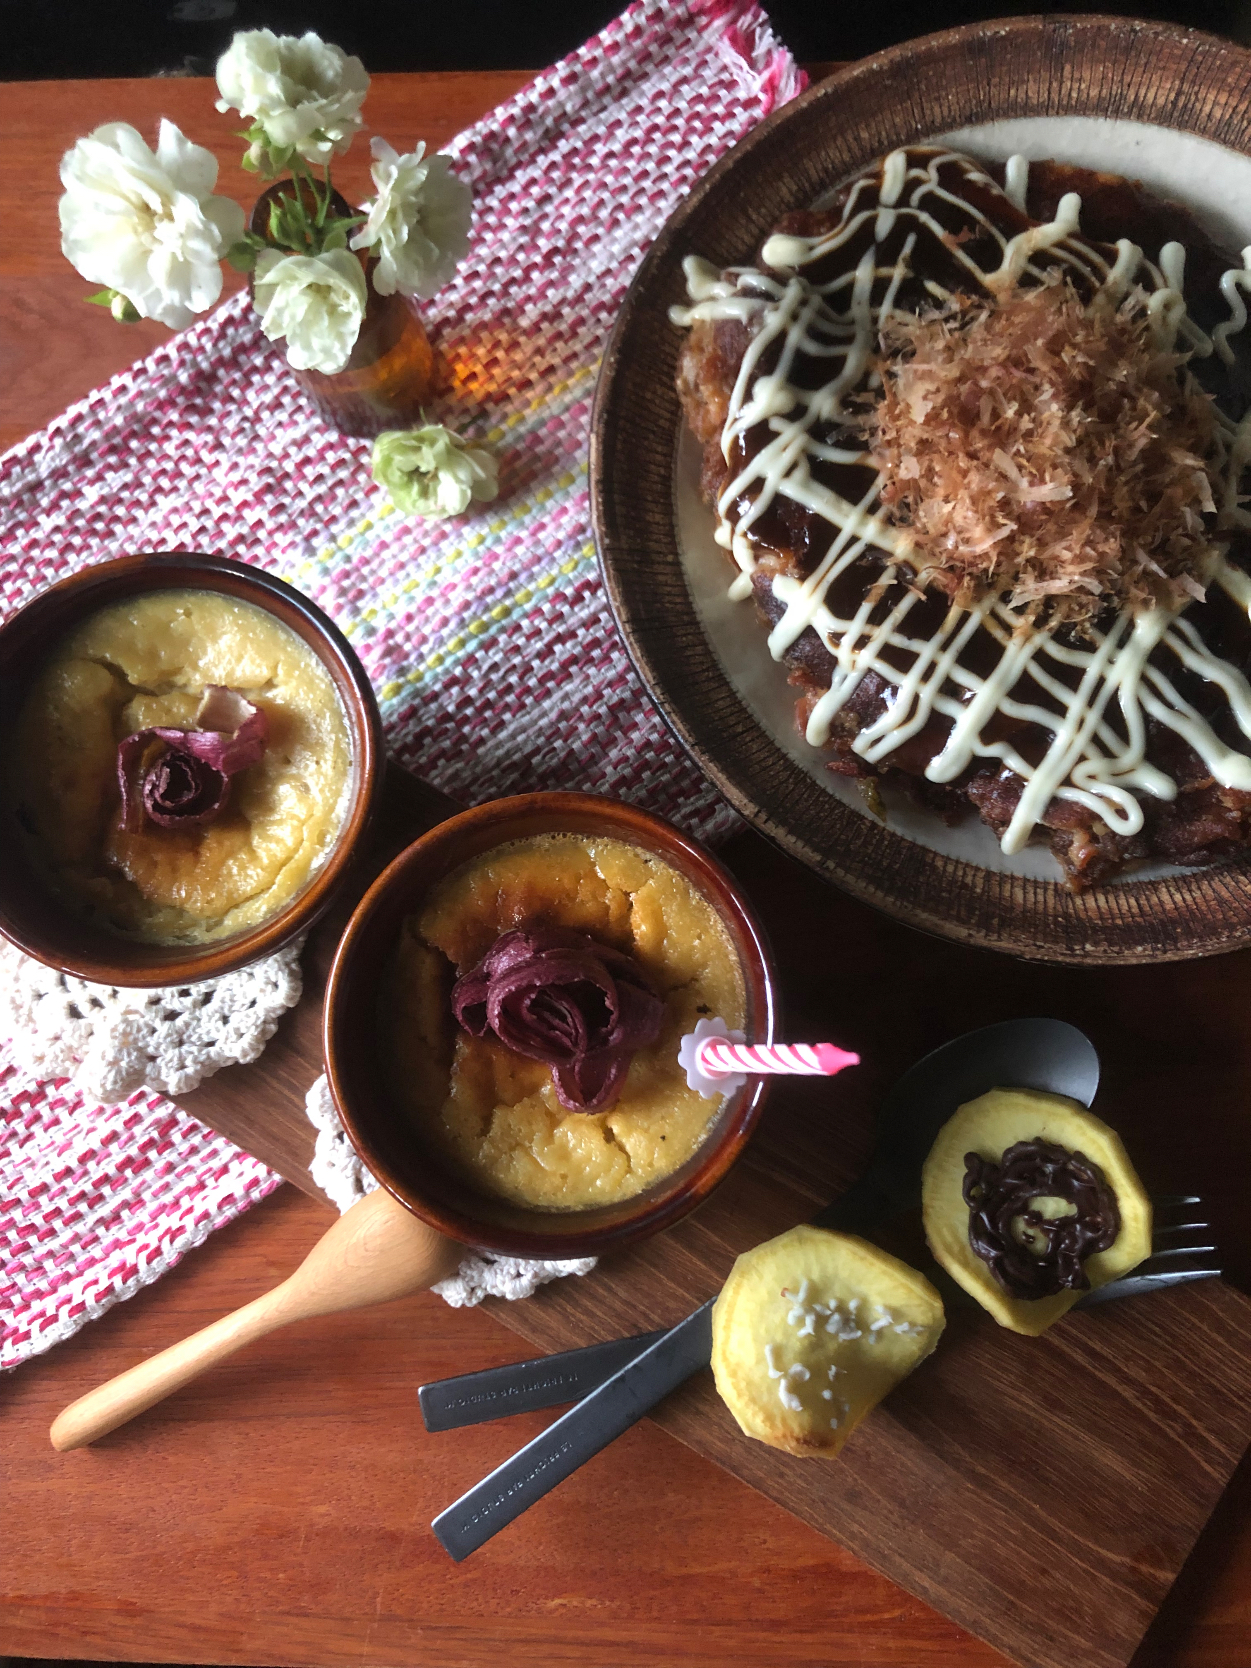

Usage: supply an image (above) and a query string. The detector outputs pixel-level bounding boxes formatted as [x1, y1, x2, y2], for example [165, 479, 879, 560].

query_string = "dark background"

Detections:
[3, 0, 1250, 80]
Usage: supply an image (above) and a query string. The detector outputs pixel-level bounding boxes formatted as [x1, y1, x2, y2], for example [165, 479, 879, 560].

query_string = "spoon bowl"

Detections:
[814, 1018, 1100, 1236]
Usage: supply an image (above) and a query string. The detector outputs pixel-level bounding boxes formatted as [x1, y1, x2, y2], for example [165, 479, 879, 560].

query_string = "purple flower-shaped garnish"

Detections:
[451, 927, 665, 1113]
[116, 686, 268, 832]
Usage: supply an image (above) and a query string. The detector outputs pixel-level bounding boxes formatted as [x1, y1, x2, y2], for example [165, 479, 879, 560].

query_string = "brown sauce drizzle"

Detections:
[673, 148, 1251, 860]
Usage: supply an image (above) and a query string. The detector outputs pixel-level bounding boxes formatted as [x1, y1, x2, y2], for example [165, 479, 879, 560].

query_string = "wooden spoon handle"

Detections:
[49, 1287, 289, 1452]
[49, 1190, 463, 1451]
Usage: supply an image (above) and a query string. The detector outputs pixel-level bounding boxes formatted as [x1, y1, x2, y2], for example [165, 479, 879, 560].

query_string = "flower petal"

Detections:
[252, 248, 368, 373]
[371, 424, 498, 518]
[59, 119, 242, 329]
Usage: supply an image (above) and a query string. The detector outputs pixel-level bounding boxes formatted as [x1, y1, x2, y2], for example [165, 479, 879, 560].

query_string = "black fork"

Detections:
[1079, 1193, 1219, 1305]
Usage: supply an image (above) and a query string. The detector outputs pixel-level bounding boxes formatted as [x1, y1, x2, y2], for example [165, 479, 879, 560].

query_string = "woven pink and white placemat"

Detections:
[0, 0, 803, 1368]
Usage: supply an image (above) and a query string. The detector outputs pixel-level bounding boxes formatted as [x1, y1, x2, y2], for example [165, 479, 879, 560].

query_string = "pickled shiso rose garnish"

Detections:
[116, 686, 268, 831]
[451, 927, 665, 1113]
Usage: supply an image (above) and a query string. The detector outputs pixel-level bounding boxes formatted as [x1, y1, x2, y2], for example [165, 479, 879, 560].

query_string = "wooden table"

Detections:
[2, 69, 1250, 1668]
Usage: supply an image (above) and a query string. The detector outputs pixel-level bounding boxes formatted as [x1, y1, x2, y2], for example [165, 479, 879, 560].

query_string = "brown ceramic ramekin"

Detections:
[323, 792, 778, 1259]
[0, 552, 384, 987]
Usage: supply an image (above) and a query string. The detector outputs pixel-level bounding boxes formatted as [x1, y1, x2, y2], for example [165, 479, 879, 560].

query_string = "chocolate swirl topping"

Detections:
[451, 927, 665, 1114]
[962, 1138, 1120, 1299]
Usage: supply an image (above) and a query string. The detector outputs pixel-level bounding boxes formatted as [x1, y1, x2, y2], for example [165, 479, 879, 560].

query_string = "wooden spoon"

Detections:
[49, 1187, 461, 1451]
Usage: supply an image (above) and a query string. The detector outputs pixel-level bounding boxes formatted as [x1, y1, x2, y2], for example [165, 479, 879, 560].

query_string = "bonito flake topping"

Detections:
[867, 277, 1221, 631]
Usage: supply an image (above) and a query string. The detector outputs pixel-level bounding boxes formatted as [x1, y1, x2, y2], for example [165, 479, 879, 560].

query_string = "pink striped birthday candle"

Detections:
[697, 1037, 860, 1079]
[678, 1016, 859, 1098]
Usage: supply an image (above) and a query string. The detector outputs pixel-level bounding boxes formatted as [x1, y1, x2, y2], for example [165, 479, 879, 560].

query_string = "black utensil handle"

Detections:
[418, 1329, 670, 1431]
[811, 1161, 909, 1234]
[431, 1300, 715, 1561]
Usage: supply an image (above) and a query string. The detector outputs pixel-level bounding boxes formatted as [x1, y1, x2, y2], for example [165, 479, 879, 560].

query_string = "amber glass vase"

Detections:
[250, 182, 438, 439]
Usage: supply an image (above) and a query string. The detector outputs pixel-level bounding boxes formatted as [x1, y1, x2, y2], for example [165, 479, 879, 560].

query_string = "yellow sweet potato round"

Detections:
[921, 1088, 1152, 1336]
[711, 1224, 945, 1457]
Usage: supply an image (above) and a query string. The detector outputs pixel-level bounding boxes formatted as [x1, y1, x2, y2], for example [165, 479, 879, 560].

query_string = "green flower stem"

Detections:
[255, 163, 364, 259]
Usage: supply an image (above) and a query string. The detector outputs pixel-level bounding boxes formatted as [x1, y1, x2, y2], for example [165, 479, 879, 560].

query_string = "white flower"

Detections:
[372, 426, 498, 518]
[252, 249, 367, 374]
[58, 120, 244, 329]
[351, 138, 472, 300]
[215, 29, 369, 166]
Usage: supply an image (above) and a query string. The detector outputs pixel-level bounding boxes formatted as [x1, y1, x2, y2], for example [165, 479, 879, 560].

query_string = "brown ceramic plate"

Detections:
[591, 14, 1251, 965]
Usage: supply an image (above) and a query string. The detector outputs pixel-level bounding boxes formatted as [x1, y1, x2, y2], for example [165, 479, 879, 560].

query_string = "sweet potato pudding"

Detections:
[6, 588, 351, 943]
[385, 833, 746, 1209]
[673, 146, 1251, 888]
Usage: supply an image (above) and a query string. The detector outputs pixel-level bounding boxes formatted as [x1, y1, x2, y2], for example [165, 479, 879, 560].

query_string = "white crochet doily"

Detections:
[0, 936, 304, 1104]
[304, 1074, 597, 1307]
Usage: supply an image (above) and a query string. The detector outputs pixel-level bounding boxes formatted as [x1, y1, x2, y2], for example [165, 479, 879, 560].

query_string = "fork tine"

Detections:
[1079, 1192, 1219, 1308]
[1080, 1267, 1221, 1306]
[1150, 1194, 1214, 1253]
[1150, 1189, 1216, 1261]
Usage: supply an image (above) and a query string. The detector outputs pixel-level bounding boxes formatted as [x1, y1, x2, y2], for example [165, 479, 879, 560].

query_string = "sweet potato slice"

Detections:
[922, 1088, 1152, 1336]
[711, 1225, 945, 1457]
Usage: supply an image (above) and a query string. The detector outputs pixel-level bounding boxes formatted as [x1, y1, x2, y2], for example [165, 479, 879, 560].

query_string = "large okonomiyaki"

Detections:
[673, 147, 1251, 890]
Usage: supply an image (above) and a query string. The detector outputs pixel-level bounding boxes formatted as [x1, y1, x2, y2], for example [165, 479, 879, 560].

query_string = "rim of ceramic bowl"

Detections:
[0, 552, 384, 987]
[323, 791, 779, 1258]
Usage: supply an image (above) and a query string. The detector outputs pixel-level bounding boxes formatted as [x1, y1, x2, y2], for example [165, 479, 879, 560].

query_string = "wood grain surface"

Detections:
[5, 60, 1251, 1668]
[178, 762, 1251, 1668]
[593, 15, 1251, 965]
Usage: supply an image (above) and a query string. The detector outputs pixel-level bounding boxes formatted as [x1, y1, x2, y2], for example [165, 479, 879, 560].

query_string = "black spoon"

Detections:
[430, 1017, 1099, 1559]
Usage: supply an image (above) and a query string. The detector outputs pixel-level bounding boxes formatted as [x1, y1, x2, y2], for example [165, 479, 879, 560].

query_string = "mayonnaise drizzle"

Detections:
[671, 148, 1251, 854]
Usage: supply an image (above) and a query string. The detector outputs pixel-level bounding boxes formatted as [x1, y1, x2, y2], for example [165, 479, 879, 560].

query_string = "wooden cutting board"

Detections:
[182, 762, 1251, 1668]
